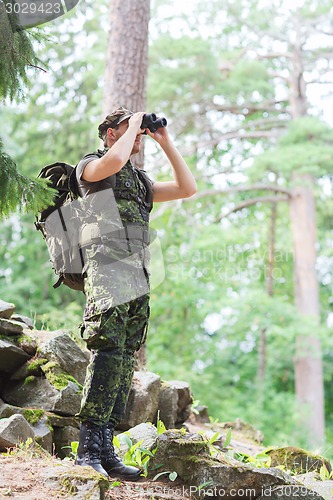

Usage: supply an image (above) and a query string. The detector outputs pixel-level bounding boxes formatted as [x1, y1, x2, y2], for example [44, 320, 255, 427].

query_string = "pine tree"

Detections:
[0, 3, 53, 218]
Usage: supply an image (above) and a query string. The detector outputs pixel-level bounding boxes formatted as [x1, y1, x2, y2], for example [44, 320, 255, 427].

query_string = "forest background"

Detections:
[0, 0, 333, 457]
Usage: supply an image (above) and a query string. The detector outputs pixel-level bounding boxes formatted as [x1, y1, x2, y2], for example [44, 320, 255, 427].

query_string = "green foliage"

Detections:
[251, 118, 333, 178]
[0, 5, 54, 219]
[156, 412, 167, 435]
[0, 140, 55, 218]
[153, 470, 178, 481]
[223, 428, 232, 448]
[115, 433, 157, 477]
[0, 4, 44, 101]
[234, 450, 272, 468]
[63, 440, 79, 460]
[319, 462, 333, 481]
[220, 60, 274, 101]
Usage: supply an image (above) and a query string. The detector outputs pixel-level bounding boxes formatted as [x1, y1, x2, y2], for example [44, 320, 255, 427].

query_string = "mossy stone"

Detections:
[267, 446, 331, 474]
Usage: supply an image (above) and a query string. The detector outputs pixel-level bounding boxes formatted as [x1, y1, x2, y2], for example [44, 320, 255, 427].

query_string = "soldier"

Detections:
[74, 107, 197, 480]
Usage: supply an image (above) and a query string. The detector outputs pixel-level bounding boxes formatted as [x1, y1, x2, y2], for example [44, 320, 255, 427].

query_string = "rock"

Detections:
[118, 371, 161, 430]
[10, 356, 48, 381]
[0, 318, 25, 335]
[32, 417, 53, 454]
[0, 414, 35, 450]
[158, 381, 179, 428]
[0, 339, 31, 374]
[45, 412, 80, 429]
[257, 485, 324, 499]
[0, 398, 26, 419]
[192, 405, 210, 424]
[297, 472, 333, 500]
[42, 463, 109, 499]
[168, 380, 193, 424]
[148, 430, 305, 500]
[38, 331, 89, 385]
[267, 446, 331, 475]
[11, 314, 34, 329]
[118, 423, 158, 457]
[15, 331, 38, 356]
[2, 377, 82, 416]
[220, 418, 264, 444]
[53, 425, 80, 459]
[41, 360, 82, 391]
[0, 300, 15, 319]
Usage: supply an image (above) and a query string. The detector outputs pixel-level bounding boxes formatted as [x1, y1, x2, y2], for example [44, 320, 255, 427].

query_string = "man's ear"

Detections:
[107, 127, 116, 140]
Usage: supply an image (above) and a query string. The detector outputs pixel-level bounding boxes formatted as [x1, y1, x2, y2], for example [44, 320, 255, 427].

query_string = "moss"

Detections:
[23, 408, 44, 425]
[42, 362, 83, 393]
[57, 470, 109, 497]
[16, 334, 35, 345]
[268, 446, 331, 474]
[0, 333, 30, 345]
[187, 454, 221, 467]
[42, 361, 58, 372]
[46, 422, 54, 432]
[26, 358, 48, 374]
[45, 371, 70, 391]
[23, 375, 36, 385]
[60, 477, 78, 495]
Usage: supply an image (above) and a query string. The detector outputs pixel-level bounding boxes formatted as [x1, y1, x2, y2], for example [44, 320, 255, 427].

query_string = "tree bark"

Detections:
[288, 33, 325, 447]
[289, 174, 325, 446]
[103, 0, 150, 367]
[102, 0, 150, 168]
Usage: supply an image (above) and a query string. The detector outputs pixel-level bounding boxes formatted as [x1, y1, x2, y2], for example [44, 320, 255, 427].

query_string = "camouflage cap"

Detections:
[98, 106, 134, 139]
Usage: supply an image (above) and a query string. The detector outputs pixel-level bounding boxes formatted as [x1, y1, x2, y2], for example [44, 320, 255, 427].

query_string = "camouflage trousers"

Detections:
[77, 242, 150, 427]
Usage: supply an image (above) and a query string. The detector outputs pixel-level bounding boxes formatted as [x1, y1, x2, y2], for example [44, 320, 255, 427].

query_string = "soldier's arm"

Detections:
[82, 112, 145, 182]
[147, 128, 197, 202]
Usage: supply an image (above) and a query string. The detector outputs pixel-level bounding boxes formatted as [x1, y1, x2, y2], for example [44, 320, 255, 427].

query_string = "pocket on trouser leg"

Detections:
[80, 314, 103, 349]
[80, 308, 127, 351]
[126, 302, 150, 352]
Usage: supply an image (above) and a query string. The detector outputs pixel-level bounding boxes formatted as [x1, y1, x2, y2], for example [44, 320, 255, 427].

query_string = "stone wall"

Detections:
[0, 299, 192, 457]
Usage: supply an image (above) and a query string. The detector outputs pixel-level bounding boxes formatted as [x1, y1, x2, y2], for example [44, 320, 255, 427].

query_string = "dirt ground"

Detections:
[0, 452, 194, 500]
[0, 420, 262, 499]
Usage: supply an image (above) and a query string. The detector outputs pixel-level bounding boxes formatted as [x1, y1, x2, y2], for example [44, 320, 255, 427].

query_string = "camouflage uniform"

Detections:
[76, 132, 153, 427]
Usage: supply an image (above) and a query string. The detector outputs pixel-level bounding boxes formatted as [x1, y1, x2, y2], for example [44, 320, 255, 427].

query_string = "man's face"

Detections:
[112, 119, 144, 155]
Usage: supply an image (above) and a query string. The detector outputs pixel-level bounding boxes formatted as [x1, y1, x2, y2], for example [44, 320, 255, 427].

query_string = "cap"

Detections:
[98, 106, 134, 139]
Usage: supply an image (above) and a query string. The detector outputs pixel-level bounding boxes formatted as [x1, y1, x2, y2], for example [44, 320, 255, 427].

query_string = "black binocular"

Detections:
[141, 113, 167, 133]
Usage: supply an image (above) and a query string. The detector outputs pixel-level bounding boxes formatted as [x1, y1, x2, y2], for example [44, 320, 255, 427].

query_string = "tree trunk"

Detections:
[288, 35, 325, 447]
[289, 174, 325, 447]
[103, 0, 150, 367]
[102, 0, 150, 169]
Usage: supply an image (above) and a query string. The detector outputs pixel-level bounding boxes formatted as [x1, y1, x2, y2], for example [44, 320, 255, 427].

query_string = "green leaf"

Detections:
[138, 447, 156, 457]
[169, 471, 178, 481]
[209, 431, 220, 445]
[153, 471, 169, 481]
[320, 464, 330, 481]
[223, 428, 232, 448]
[120, 433, 132, 450]
[113, 435, 121, 449]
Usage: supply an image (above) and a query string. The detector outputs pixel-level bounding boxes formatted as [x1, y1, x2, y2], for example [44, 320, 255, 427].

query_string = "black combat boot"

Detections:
[101, 423, 141, 481]
[75, 421, 108, 478]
